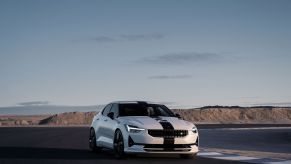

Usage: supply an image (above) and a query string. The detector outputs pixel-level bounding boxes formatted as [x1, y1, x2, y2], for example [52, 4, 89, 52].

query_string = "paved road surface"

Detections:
[0, 127, 248, 164]
[199, 128, 291, 154]
[197, 124, 291, 129]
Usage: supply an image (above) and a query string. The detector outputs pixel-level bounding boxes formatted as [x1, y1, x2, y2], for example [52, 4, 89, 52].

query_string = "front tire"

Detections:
[89, 128, 101, 152]
[113, 129, 126, 159]
[180, 153, 197, 159]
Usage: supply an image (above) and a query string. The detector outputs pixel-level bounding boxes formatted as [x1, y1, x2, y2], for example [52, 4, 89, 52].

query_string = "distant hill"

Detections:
[0, 105, 102, 115]
[39, 111, 97, 125]
[1, 106, 291, 126]
[173, 106, 291, 124]
[40, 106, 291, 125]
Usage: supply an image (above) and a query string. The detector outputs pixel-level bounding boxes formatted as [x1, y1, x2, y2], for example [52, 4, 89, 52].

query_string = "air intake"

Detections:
[148, 129, 188, 138]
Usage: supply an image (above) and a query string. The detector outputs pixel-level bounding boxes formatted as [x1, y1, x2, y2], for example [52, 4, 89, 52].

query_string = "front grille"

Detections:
[148, 129, 188, 138]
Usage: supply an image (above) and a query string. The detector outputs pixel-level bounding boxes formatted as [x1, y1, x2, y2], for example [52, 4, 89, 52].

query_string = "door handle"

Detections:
[96, 118, 99, 120]
[104, 119, 108, 121]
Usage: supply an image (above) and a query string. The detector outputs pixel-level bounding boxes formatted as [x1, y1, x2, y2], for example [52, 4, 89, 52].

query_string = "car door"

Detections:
[96, 104, 112, 147]
[102, 103, 119, 149]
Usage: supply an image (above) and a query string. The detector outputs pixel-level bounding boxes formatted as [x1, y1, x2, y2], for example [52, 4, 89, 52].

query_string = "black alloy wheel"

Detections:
[89, 128, 101, 152]
[114, 129, 126, 159]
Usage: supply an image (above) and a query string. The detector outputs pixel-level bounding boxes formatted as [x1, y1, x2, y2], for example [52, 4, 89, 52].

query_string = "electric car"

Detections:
[89, 101, 199, 158]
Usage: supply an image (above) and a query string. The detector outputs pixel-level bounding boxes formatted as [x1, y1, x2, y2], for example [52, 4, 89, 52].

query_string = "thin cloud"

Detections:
[18, 101, 50, 106]
[89, 33, 165, 43]
[119, 33, 164, 41]
[241, 96, 260, 99]
[136, 52, 222, 65]
[148, 75, 192, 79]
[91, 36, 117, 42]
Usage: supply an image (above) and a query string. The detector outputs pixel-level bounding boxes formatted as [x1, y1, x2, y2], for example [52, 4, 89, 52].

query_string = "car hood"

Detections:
[117, 116, 194, 130]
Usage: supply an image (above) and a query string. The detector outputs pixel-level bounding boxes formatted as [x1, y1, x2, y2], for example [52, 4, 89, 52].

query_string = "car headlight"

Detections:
[125, 125, 145, 133]
[192, 126, 198, 133]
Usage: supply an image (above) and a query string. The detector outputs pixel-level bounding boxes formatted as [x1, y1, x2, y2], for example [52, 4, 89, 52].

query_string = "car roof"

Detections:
[110, 101, 159, 105]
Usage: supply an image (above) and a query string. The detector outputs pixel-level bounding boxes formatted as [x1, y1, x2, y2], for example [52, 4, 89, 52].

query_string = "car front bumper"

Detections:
[124, 130, 199, 154]
[125, 144, 198, 154]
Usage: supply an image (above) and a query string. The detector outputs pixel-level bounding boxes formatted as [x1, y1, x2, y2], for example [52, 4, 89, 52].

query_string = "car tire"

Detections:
[114, 129, 126, 159]
[89, 128, 102, 152]
[180, 153, 197, 159]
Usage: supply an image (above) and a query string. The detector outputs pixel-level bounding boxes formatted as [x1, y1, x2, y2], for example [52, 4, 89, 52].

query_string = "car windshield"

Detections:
[119, 103, 175, 117]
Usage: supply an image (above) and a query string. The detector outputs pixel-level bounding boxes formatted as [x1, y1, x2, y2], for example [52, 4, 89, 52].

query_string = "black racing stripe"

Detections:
[159, 121, 175, 146]
[150, 116, 176, 147]
[159, 121, 174, 130]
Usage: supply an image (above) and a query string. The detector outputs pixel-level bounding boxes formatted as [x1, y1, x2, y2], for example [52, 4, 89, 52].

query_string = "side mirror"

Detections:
[175, 113, 182, 119]
[107, 112, 114, 120]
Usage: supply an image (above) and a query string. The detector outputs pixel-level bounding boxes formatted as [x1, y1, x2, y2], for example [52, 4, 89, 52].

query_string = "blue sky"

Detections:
[1, 0, 291, 108]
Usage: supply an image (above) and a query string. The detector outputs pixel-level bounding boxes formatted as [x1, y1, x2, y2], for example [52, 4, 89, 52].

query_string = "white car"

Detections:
[89, 101, 199, 158]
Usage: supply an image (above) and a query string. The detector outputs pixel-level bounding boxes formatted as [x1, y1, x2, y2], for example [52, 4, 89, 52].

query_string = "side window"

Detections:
[102, 104, 112, 116]
[110, 103, 119, 118]
[147, 107, 155, 116]
[156, 106, 168, 116]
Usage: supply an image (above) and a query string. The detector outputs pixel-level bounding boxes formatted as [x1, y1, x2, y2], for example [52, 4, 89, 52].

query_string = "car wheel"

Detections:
[180, 153, 197, 159]
[114, 129, 126, 159]
[89, 128, 101, 152]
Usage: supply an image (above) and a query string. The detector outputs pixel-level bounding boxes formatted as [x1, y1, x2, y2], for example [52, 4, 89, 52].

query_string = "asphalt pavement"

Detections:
[0, 127, 248, 164]
[199, 127, 291, 154]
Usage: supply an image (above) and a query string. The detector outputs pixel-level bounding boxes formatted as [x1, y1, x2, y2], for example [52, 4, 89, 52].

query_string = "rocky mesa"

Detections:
[173, 106, 291, 124]
[39, 111, 97, 125]
[1, 106, 291, 126]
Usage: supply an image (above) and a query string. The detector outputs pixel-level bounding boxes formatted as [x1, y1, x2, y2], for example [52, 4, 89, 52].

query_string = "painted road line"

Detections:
[199, 127, 291, 131]
[213, 155, 259, 161]
[266, 161, 291, 164]
[198, 151, 291, 164]
[197, 152, 223, 156]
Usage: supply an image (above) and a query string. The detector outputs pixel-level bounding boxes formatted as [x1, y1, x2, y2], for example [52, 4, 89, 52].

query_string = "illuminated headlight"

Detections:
[126, 125, 145, 133]
[191, 126, 198, 133]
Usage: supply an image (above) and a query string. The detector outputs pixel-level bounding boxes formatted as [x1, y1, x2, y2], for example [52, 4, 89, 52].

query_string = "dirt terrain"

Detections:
[0, 106, 290, 126]
[0, 115, 50, 126]
[173, 106, 291, 124]
[39, 111, 97, 125]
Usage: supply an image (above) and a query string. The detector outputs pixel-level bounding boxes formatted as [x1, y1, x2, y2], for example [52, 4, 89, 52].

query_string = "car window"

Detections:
[119, 104, 175, 117]
[109, 103, 119, 118]
[102, 104, 112, 116]
[155, 106, 170, 116]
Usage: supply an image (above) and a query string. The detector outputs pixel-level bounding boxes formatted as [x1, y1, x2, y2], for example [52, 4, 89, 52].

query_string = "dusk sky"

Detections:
[1, 0, 291, 108]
